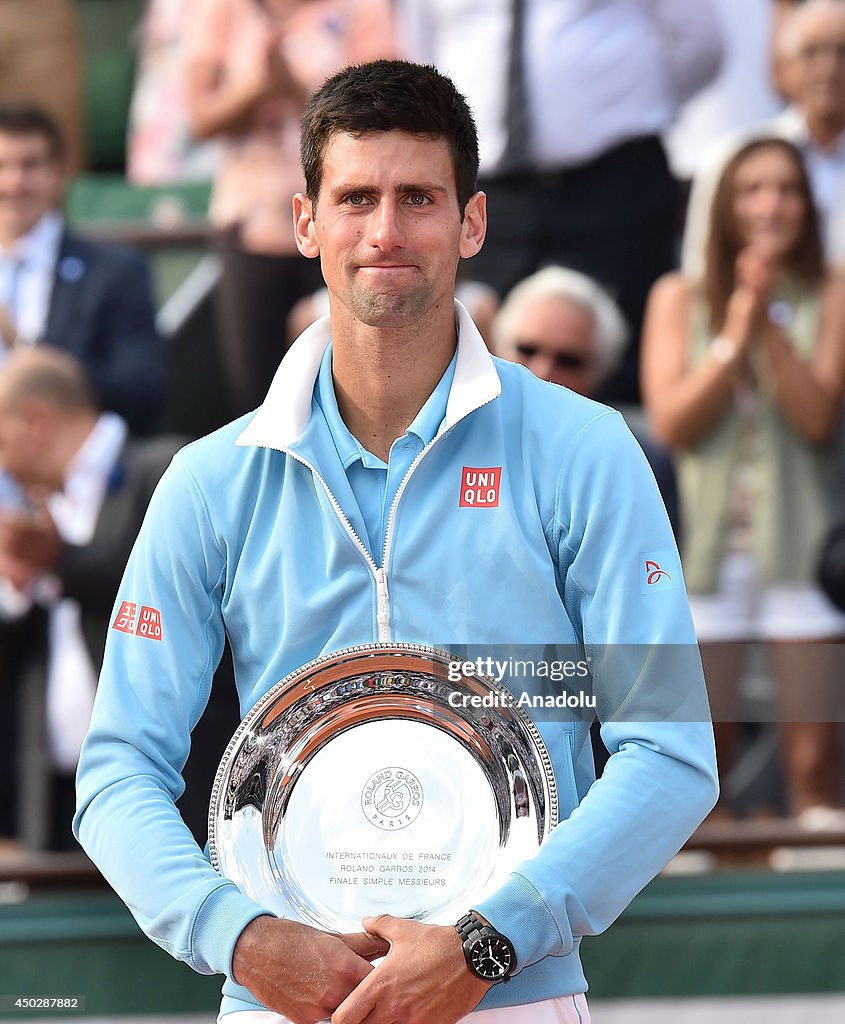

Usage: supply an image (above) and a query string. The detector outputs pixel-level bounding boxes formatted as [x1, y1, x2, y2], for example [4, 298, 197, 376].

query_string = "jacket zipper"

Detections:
[376, 392, 500, 638]
[280, 391, 499, 643]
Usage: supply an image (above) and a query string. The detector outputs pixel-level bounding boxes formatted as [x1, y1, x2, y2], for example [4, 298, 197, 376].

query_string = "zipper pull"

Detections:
[376, 567, 390, 641]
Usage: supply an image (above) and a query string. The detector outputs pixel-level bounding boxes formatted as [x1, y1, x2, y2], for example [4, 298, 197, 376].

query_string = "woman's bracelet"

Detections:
[709, 334, 738, 365]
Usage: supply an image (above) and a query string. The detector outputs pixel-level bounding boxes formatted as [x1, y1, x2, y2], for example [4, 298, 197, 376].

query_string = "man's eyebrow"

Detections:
[395, 182, 449, 196]
[328, 182, 450, 199]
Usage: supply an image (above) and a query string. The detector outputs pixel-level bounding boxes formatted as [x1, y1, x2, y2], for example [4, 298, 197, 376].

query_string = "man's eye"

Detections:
[345, 193, 369, 206]
[407, 193, 431, 206]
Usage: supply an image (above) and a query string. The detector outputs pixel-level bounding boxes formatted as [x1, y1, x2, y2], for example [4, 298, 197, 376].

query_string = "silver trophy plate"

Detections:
[209, 644, 558, 932]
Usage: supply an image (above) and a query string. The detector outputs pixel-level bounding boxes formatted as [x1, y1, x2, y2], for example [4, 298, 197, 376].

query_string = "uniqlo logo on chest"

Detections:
[459, 467, 502, 508]
[112, 600, 163, 640]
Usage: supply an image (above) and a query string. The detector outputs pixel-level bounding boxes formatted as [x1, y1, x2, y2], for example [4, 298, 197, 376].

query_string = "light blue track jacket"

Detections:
[74, 302, 718, 1017]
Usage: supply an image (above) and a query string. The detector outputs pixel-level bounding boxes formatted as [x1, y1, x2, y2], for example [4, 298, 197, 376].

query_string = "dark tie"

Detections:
[500, 0, 530, 173]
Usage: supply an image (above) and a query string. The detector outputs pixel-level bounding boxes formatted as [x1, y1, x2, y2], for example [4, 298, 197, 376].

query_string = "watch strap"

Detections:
[456, 911, 489, 944]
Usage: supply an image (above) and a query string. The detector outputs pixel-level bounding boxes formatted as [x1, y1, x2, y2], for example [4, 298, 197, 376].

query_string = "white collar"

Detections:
[64, 412, 127, 496]
[50, 412, 127, 544]
[0, 210, 63, 268]
[237, 300, 501, 451]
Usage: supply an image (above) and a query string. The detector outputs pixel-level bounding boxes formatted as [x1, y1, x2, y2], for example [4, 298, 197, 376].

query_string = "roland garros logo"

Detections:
[361, 767, 423, 831]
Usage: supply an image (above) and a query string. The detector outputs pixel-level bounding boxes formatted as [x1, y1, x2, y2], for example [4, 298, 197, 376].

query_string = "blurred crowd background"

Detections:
[2, 0, 845, 867]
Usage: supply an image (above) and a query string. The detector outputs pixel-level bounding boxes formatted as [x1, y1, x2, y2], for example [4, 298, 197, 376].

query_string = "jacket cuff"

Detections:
[473, 871, 568, 971]
[190, 881, 272, 976]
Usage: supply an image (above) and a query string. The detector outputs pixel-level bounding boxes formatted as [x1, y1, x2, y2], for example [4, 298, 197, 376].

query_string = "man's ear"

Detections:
[459, 191, 487, 260]
[293, 193, 320, 258]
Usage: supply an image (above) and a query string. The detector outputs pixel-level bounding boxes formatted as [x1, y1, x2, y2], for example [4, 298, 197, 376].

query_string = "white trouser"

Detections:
[221, 995, 591, 1023]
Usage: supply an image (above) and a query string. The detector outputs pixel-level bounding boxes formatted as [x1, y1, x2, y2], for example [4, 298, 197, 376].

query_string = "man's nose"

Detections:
[367, 201, 405, 250]
[526, 351, 558, 383]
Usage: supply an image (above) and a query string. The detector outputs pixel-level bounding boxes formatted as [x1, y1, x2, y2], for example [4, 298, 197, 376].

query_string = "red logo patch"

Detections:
[137, 605, 163, 641]
[112, 600, 163, 640]
[459, 467, 502, 508]
[645, 560, 671, 585]
[112, 600, 137, 634]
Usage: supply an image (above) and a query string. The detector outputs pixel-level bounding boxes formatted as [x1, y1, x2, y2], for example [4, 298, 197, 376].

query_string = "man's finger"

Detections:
[360, 914, 403, 941]
[331, 971, 378, 1024]
[339, 931, 389, 961]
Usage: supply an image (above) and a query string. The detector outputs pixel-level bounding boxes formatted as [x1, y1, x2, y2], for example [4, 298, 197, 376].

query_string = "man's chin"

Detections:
[347, 292, 434, 329]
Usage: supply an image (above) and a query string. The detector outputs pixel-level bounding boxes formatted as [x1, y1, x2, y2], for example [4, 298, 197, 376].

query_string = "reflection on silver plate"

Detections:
[209, 644, 558, 932]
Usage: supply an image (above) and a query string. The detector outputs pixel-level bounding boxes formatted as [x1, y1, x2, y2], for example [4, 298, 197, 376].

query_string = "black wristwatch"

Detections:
[455, 911, 516, 983]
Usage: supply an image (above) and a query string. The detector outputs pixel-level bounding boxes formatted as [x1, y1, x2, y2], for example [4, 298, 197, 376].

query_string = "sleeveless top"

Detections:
[677, 280, 835, 593]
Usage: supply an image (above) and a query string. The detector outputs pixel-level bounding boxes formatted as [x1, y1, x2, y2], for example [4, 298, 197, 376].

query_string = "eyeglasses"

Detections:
[515, 343, 589, 371]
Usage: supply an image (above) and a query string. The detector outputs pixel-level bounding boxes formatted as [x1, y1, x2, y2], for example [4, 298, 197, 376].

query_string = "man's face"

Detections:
[294, 131, 485, 330]
[783, 8, 845, 126]
[0, 132, 62, 244]
[0, 403, 43, 489]
[511, 296, 600, 396]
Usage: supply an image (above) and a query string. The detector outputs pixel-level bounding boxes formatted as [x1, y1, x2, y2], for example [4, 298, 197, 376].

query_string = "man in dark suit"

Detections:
[0, 102, 165, 435]
[0, 348, 230, 849]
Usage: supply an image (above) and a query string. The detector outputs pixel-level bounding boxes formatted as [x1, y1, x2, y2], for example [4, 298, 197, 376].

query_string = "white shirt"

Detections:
[397, 0, 723, 174]
[0, 210, 63, 354]
[46, 411, 128, 772]
[664, 0, 785, 179]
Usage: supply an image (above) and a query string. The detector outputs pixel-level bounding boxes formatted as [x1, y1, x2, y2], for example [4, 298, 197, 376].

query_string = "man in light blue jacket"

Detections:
[74, 60, 717, 1024]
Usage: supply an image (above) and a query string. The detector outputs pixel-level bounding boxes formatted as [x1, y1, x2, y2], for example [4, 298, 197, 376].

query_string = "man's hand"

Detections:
[0, 503, 61, 573]
[331, 915, 491, 1024]
[231, 915, 388, 1024]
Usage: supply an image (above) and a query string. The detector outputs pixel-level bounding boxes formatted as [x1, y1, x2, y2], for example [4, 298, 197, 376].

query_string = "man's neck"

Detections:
[0, 211, 54, 252]
[805, 113, 845, 152]
[330, 302, 457, 462]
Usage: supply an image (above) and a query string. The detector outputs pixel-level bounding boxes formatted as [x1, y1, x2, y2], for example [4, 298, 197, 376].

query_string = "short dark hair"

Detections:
[0, 102, 64, 162]
[300, 60, 479, 213]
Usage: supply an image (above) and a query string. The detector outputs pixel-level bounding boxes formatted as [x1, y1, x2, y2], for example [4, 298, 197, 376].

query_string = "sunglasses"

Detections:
[515, 343, 589, 371]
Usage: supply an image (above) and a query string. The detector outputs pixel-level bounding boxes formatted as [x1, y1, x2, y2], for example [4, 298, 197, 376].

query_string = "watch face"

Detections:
[469, 936, 515, 981]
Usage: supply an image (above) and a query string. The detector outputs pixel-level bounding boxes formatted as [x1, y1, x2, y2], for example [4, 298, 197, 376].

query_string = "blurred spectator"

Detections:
[642, 137, 845, 827]
[128, 0, 219, 186]
[493, 265, 679, 533]
[0, 103, 166, 435]
[0, 347, 186, 849]
[493, 266, 626, 397]
[0, 1, 85, 173]
[186, 0, 395, 414]
[396, 0, 723, 405]
[665, 0, 785, 182]
[683, 0, 845, 275]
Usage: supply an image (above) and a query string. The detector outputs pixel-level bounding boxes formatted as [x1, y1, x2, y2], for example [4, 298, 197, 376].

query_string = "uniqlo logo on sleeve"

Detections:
[112, 601, 137, 634]
[459, 467, 502, 508]
[136, 605, 163, 641]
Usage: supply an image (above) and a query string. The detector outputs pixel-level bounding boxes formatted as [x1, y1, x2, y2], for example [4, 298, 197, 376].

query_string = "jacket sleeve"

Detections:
[73, 451, 268, 976]
[87, 246, 168, 437]
[647, 0, 723, 107]
[56, 442, 184, 608]
[474, 411, 718, 970]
